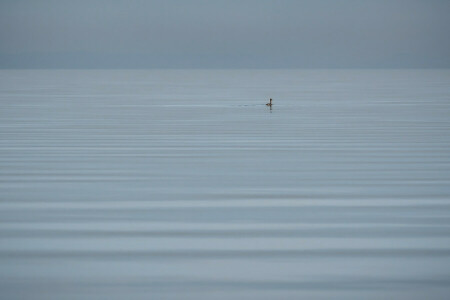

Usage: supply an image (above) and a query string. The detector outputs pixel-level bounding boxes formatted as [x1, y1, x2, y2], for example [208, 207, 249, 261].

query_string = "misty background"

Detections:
[0, 0, 449, 69]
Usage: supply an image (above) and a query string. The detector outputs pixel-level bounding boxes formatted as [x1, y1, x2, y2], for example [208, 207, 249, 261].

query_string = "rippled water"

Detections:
[1, 69, 450, 299]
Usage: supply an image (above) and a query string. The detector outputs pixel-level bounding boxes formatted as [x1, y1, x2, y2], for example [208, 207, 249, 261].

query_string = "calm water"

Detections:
[1, 69, 450, 299]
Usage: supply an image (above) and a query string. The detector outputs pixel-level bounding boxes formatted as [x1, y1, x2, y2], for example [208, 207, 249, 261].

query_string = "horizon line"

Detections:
[1, 67, 450, 70]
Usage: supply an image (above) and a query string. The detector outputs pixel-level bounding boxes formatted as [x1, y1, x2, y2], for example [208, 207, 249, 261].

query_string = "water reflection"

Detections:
[1, 69, 450, 300]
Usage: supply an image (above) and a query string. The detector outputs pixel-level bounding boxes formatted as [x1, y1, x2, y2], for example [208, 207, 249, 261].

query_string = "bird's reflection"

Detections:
[266, 98, 273, 112]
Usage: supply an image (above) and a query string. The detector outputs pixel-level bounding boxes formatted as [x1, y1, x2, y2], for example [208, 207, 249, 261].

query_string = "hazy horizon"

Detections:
[1, 0, 449, 69]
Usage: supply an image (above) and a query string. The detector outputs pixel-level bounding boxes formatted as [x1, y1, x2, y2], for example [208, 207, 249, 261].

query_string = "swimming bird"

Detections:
[266, 98, 272, 106]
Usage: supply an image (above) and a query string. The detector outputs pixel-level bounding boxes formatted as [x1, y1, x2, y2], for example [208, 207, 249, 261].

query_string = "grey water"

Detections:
[1, 69, 450, 299]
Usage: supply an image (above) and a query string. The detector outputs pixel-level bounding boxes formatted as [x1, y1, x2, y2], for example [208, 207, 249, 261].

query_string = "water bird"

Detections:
[266, 98, 272, 106]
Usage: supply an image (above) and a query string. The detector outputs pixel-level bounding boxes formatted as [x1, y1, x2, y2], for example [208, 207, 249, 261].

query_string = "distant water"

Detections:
[1, 69, 450, 300]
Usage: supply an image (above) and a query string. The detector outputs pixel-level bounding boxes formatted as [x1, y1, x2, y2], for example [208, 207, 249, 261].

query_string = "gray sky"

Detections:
[0, 0, 449, 68]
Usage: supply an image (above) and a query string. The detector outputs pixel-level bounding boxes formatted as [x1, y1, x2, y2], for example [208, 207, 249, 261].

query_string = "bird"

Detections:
[266, 98, 272, 106]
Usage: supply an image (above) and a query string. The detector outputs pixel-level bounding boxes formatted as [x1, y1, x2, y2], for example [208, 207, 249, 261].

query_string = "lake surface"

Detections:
[1, 69, 450, 299]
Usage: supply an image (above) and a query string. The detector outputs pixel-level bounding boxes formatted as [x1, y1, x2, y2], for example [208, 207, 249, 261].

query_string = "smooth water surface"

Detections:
[1, 69, 450, 299]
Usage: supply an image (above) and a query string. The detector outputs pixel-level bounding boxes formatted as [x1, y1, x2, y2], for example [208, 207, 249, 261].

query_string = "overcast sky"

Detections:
[0, 0, 449, 68]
